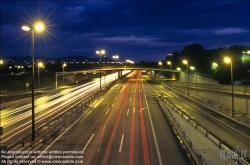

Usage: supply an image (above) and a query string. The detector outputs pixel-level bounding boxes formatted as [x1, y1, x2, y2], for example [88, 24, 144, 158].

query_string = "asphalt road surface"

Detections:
[148, 80, 250, 160]
[35, 71, 191, 165]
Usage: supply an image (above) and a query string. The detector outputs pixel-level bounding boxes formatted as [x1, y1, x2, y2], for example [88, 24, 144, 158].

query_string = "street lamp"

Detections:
[112, 55, 119, 80]
[0, 59, 3, 65]
[183, 60, 189, 97]
[96, 50, 105, 92]
[167, 61, 171, 69]
[158, 62, 162, 80]
[37, 62, 43, 89]
[22, 21, 45, 142]
[62, 63, 67, 84]
[167, 61, 172, 79]
[224, 57, 234, 117]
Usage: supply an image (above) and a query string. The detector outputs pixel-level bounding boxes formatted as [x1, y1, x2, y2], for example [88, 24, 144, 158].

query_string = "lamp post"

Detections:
[183, 60, 189, 97]
[113, 55, 119, 80]
[158, 62, 162, 80]
[224, 57, 234, 117]
[190, 66, 195, 90]
[22, 21, 44, 142]
[62, 63, 66, 84]
[167, 61, 172, 79]
[38, 62, 43, 89]
[96, 50, 105, 92]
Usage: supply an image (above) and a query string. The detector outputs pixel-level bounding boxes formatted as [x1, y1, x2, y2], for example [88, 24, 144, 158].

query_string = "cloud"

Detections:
[212, 28, 249, 35]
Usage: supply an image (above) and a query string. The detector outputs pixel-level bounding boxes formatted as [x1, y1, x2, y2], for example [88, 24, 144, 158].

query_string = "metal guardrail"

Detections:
[156, 96, 203, 165]
[5, 81, 115, 164]
[173, 82, 250, 93]
[157, 95, 250, 165]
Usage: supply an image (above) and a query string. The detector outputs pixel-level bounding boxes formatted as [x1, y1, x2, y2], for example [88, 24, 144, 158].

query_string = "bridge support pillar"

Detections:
[118, 70, 122, 78]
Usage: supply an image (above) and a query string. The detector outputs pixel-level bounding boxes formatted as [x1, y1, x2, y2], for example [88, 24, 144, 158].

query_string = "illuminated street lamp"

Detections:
[158, 62, 162, 69]
[167, 61, 172, 79]
[183, 60, 189, 97]
[112, 55, 119, 80]
[158, 62, 162, 80]
[22, 21, 45, 142]
[38, 62, 43, 89]
[224, 57, 234, 117]
[0, 59, 3, 65]
[177, 67, 181, 71]
[96, 50, 105, 92]
[167, 61, 172, 69]
[62, 63, 67, 84]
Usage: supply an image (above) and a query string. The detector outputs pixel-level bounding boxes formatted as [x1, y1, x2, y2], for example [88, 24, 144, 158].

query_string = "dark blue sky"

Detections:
[1, 1, 250, 62]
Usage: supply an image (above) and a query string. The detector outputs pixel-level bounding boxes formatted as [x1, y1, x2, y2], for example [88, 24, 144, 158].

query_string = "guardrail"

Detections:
[173, 82, 250, 93]
[157, 95, 250, 165]
[4, 81, 115, 165]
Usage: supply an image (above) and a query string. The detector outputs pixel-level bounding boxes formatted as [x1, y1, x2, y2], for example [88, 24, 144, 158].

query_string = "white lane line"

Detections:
[133, 108, 135, 113]
[119, 134, 124, 152]
[127, 109, 129, 115]
[143, 81, 163, 165]
[83, 134, 95, 151]
[140, 108, 145, 113]
[130, 97, 132, 101]
[115, 97, 118, 101]
[105, 108, 111, 115]
[29, 112, 88, 165]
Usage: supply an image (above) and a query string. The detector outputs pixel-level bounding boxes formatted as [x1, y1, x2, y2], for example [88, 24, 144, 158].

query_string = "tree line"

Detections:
[164, 44, 250, 84]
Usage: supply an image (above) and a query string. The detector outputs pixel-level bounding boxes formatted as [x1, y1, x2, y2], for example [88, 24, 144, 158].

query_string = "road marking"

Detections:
[119, 134, 124, 152]
[29, 112, 89, 165]
[143, 81, 163, 165]
[140, 108, 145, 113]
[115, 97, 117, 101]
[105, 108, 111, 115]
[132, 90, 133, 92]
[127, 109, 129, 115]
[130, 97, 132, 101]
[112, 104, 114, 107]
[133, 108, 135, 113]
[83, 134, 95, 151]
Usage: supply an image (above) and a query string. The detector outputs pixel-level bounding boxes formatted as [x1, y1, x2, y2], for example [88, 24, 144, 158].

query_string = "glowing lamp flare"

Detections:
[224, 57, 231, 63]
[34, 22, 44, 33]
[38, 62, 43, 67]
[22, 26, 31, 31]
[96, 50, 105, 55]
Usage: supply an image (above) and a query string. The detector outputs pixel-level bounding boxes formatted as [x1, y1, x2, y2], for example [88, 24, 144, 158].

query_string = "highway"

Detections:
[0, 71, 130, 145]
[34, 71, 191, 165]
[149, 80, 250, 160]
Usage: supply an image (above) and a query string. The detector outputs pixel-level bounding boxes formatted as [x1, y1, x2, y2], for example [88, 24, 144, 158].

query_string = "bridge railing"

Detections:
[173, 82, 250, 93]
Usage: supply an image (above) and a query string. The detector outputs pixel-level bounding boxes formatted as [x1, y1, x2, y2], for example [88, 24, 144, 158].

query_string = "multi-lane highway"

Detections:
[149, 80, 250, 160]
[34, 71, 191, 165]
[3, 69, 249, 164]
[0, 71, 129, 145]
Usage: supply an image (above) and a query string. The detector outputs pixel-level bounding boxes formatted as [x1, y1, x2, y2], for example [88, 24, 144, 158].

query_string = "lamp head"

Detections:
[183, 60, 188, 64]
[224, 57, 231, 63]
[22, 26, 31, 31]
[34, 22, 44, 33]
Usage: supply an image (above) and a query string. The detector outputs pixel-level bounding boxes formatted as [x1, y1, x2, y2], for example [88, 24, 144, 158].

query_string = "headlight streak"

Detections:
[1, 71, 131, 139]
